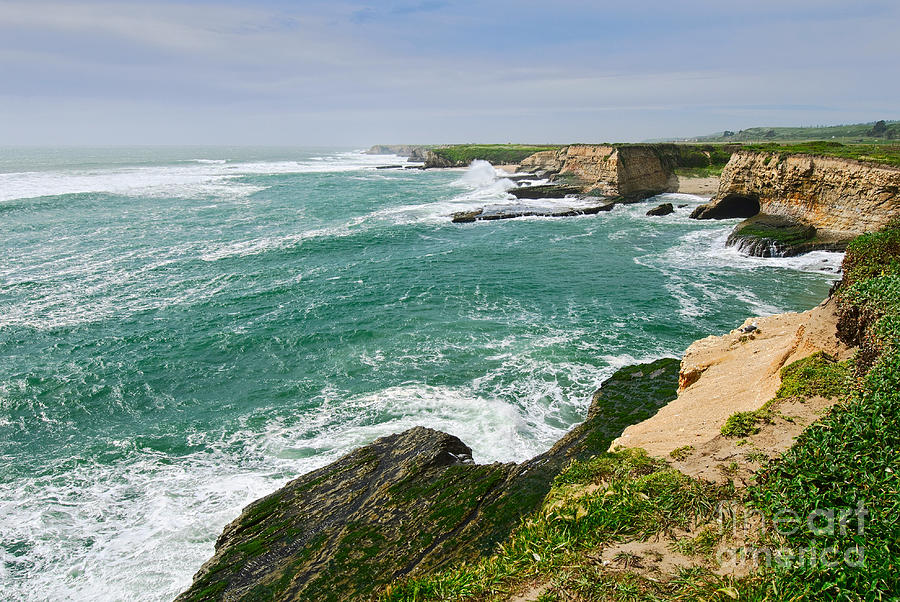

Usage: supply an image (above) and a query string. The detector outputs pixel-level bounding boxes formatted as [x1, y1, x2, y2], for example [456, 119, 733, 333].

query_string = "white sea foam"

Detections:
[1, 354, 633, 601]
[0, 152, 403, 203]
[633, 214, 843, 320]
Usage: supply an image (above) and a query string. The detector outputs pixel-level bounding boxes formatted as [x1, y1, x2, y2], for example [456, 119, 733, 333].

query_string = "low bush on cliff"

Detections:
[746, 350, 900, 599]
[840, 219, 900, 288]
[774, 351, 852, 399]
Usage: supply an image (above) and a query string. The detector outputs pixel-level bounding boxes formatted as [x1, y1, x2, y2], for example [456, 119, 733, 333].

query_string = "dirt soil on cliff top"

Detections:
[610, 297, 851, 481]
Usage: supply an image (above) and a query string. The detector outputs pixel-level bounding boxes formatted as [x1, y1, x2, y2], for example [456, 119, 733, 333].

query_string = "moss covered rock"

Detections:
[177, 359, 680, 601]
[725, 213, 846, 257]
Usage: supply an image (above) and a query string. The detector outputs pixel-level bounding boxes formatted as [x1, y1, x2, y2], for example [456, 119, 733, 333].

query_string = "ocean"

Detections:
[0, 147, 842, 600]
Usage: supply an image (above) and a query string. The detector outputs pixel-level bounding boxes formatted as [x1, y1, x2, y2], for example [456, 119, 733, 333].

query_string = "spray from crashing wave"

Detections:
[457, 160, 516, 198]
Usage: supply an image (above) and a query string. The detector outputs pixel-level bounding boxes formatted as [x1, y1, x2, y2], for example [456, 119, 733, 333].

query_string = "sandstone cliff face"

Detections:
[612, 298, 852, 484]
[517, 148, 566, 174]
[177, 359, 681, 602]
[561, 145, 677, 198]
[692, 151, 900, 240]
[518, 144, 679, 200]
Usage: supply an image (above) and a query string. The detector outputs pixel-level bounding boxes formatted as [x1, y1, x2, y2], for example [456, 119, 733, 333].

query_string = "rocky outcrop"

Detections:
[646, 203, 674, 217]
[508, 183, 582, 199]
[518, 149, 565, 175]
[365, 145, 428, 161]
[725, 214, 847, 257]
[177, 359, 681, 602]
[423, 149, 455, 168]
[518, 144, 680, 200]
[611, 298, 852, 481]
[451, 203, 614, 223]
[691, 151, 900, 243]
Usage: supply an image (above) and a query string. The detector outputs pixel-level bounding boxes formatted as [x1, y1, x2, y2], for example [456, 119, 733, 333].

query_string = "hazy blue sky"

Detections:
[1, 0, 898, 145]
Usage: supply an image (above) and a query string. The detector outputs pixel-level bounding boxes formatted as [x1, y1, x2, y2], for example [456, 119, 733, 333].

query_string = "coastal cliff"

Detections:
[518, 143, 733, 200]
[552, 144, 678, 199]
[518, 144, 676, 200]
[692, 150, 900, 255]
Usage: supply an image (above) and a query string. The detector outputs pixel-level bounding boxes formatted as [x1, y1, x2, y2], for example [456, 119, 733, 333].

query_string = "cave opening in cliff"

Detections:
[713, 193, 760, 219]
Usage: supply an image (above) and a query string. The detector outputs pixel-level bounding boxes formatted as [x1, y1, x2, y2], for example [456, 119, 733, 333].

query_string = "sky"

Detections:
[1, 0, 898, 146]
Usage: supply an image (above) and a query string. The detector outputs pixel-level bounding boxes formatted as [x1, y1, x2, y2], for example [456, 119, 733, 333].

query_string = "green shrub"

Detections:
[837, 219, 900, 288]
[774, 351, 851, 399]
[721, 410, 766, 438]
[669, 445, 694, 461]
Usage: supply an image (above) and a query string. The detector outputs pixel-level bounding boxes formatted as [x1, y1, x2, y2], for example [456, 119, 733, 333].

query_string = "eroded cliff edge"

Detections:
[692, 150, 900, 255]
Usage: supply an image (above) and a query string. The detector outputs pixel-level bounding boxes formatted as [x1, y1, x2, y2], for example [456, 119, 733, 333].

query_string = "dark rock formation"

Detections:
[509, 184, 582, 199]
[725, 214, 848, 257]
[646, 202, 674, 217]
[690, 193, 760, 219]
[177, 358, 681, 602]
[451, 203, 614, 224]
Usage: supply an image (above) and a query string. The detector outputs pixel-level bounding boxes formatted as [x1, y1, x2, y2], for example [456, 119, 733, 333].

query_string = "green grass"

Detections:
[743, 221, 900, 600]
[428, 144, 562, 165]
[669, 445, 694, 461]
[693, 120, 900, 144]
[671, 165, 725, 178]
[379, 449, 734, 601]
[721, 410, 771, 438]
[841, 221, 900, 287]
[774, 351, 852, 399]
[741, 141, 900, 168]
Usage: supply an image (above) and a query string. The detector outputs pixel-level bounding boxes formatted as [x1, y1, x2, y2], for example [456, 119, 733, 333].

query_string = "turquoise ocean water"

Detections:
[0, 147, 842, 600]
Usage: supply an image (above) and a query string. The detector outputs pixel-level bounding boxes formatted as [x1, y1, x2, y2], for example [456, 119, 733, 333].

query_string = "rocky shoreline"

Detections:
[178, 287, 861, 601]
[174, 144, 900, 600]
[178, 359, 683, 601]
[403, 143, 900, 258]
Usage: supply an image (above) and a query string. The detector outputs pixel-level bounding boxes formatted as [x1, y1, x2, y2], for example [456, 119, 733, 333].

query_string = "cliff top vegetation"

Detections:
[689, 120, 900, 144]
[427, 144, 562, 165]
[741, 141, 900, 168]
